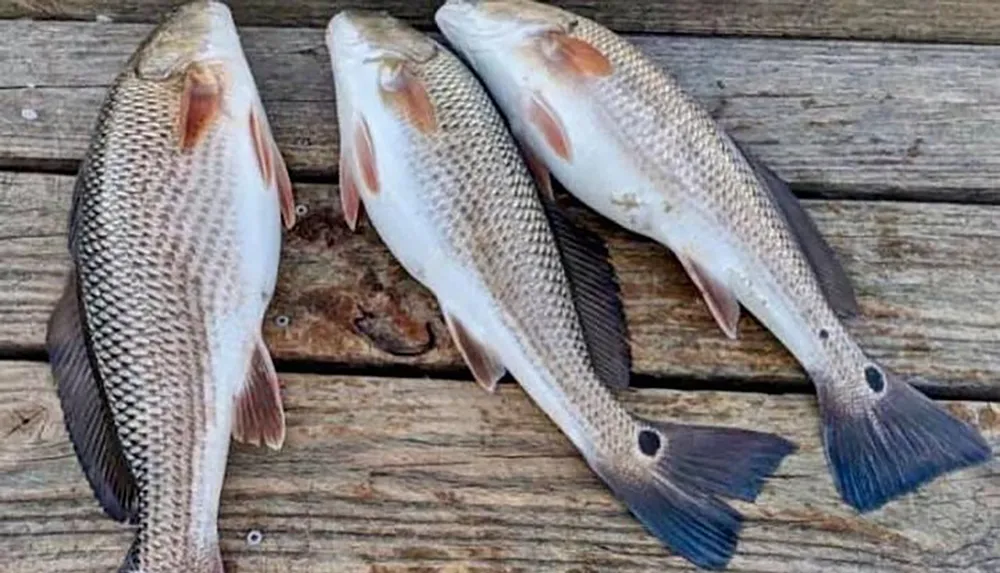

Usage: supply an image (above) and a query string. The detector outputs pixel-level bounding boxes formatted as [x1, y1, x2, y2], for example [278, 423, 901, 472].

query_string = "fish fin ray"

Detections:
[545, 33, 613, 77]
[594, 420, 794, 569]
[178, 62, 222, 152]
[818, 368, 990, 512]
[272, 133, 296, 230]
[522, 144, 555, 201]
[46, 271, 138, 523]
[527, 91, 572, 162]
[677, 254, 740, 339]
[380, 61, 438, 134]
[249, 108, 273, 186]
[443, 311, 505, 393]
[339, 154, 362, 231]
[541, 199, 631, 389]
[233, 336, 286, 450]
[355, 115, 380, 194]
[731, 139, 859, 318]
[120, 535, 141, 572]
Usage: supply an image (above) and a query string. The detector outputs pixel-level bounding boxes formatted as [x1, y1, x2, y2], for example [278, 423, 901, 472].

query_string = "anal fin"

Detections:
[677, 254, 741, 340]
[233, 336, 286, 449]
[443, 311, 506, 393]
[46, 270, 137, 523]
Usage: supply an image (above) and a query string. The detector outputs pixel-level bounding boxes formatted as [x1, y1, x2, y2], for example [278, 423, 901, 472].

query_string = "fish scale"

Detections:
[437, 2, 990, 562]
[75, 70, 237, 567]
[46, 2, 291, 571]
[332, 11, 795, 571]
[402, 37, 626, 441]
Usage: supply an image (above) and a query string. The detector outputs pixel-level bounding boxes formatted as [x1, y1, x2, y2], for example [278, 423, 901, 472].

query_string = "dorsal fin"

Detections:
[541, 198, 631, 389]
[46, 270, 138, 523]
[731, 139, 860, 318]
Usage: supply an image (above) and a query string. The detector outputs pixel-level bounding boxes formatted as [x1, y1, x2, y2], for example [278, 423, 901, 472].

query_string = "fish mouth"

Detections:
[133, 0, 240, 81]
[327, 10, 437, 68]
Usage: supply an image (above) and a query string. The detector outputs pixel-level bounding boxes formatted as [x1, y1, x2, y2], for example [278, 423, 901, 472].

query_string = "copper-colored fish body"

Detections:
[332, 11, 794, 571]
[438, 0, 990, 533]
[46, 2, 291, 571]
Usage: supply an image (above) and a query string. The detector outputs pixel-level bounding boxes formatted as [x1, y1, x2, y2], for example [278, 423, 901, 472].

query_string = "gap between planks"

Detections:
[2, 171, 999, 399]
[5, 0, 1000, 45]
[0, 361, 997, 572]
[6, 22, 1000, 202]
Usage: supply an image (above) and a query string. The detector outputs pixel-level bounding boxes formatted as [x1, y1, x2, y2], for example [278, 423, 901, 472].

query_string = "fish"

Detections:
[436, 0, 991, 517]
[327, 10, 795, 570]
[45, 2, 296, 571]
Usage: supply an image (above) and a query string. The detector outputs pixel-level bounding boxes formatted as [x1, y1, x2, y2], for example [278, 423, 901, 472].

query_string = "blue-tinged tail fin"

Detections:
[818, 369, 991, 512]
[593, 420, 795, 569]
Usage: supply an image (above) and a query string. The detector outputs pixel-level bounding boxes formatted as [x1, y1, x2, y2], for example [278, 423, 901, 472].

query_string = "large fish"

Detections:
[45, 2, 296, 571]
[436, 0, 991, 516]
[327, 11, 794, 570]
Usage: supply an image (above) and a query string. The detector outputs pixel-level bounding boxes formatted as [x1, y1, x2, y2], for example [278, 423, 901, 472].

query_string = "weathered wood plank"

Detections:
[5, 0, 1000, 44]
[0, 362, 996, 572]
[3, 171, 999, 395]
[6, 22, 1000, 201]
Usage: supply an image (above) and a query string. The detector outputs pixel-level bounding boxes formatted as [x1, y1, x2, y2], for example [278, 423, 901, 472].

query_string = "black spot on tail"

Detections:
[864, 365, 884, 392]
[819, 370, 990, 512]
[593, 419, 796, 569]
[638, 429, 661, 456]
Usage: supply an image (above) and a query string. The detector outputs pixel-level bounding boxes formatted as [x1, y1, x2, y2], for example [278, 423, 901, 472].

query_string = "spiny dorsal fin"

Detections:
[46, 270, 137, 523]
[233, 336, 286, 450]
[731, 139, 860, 318]
[443, 311, 506, 393]
[540, 198, 631, 389]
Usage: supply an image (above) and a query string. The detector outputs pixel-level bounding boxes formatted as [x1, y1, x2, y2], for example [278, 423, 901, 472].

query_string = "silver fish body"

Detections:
[329, 11, 794, 570]
[437, 0, 990, 524]
[46, 2, 295, 571]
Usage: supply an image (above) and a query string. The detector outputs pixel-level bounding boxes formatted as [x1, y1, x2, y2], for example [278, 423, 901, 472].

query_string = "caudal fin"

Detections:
[593, 420, 795, 570]
[819, 370, 991, 513]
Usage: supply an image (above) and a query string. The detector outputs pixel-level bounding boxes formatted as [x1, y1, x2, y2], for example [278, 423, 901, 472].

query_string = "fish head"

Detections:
[327, 11, 438, 77]
[436, 0, 577, 53]
[133, 1, 244, 82]
[436, 0, 604, 120]
[327, 9, 443, 167]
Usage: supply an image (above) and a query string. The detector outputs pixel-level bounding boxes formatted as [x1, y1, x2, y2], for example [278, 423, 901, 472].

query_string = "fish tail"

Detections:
[592, 419, 795, 569]
[817, 365, 991, 513]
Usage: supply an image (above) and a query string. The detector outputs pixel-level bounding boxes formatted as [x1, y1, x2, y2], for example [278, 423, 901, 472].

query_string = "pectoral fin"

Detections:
[678, 254, 741, 340]
[379, 60, 438, 135]
[46, 271, 137, 523]
[541, 32, 613, 78]
[178, 62, 223, 152]
[443, 311, 506, 393]
[233, 336, 286, 450]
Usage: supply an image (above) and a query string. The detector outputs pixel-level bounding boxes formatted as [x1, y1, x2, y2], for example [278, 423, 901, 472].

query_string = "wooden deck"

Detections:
[0, 1, 998, 571]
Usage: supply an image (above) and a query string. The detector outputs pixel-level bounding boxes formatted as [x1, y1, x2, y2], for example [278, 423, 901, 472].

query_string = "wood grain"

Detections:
[3, 171, 999, 396]
[6, 22, 1000, 201]
[5, 0, 1000, 44]
[0, 361, 997, 572]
